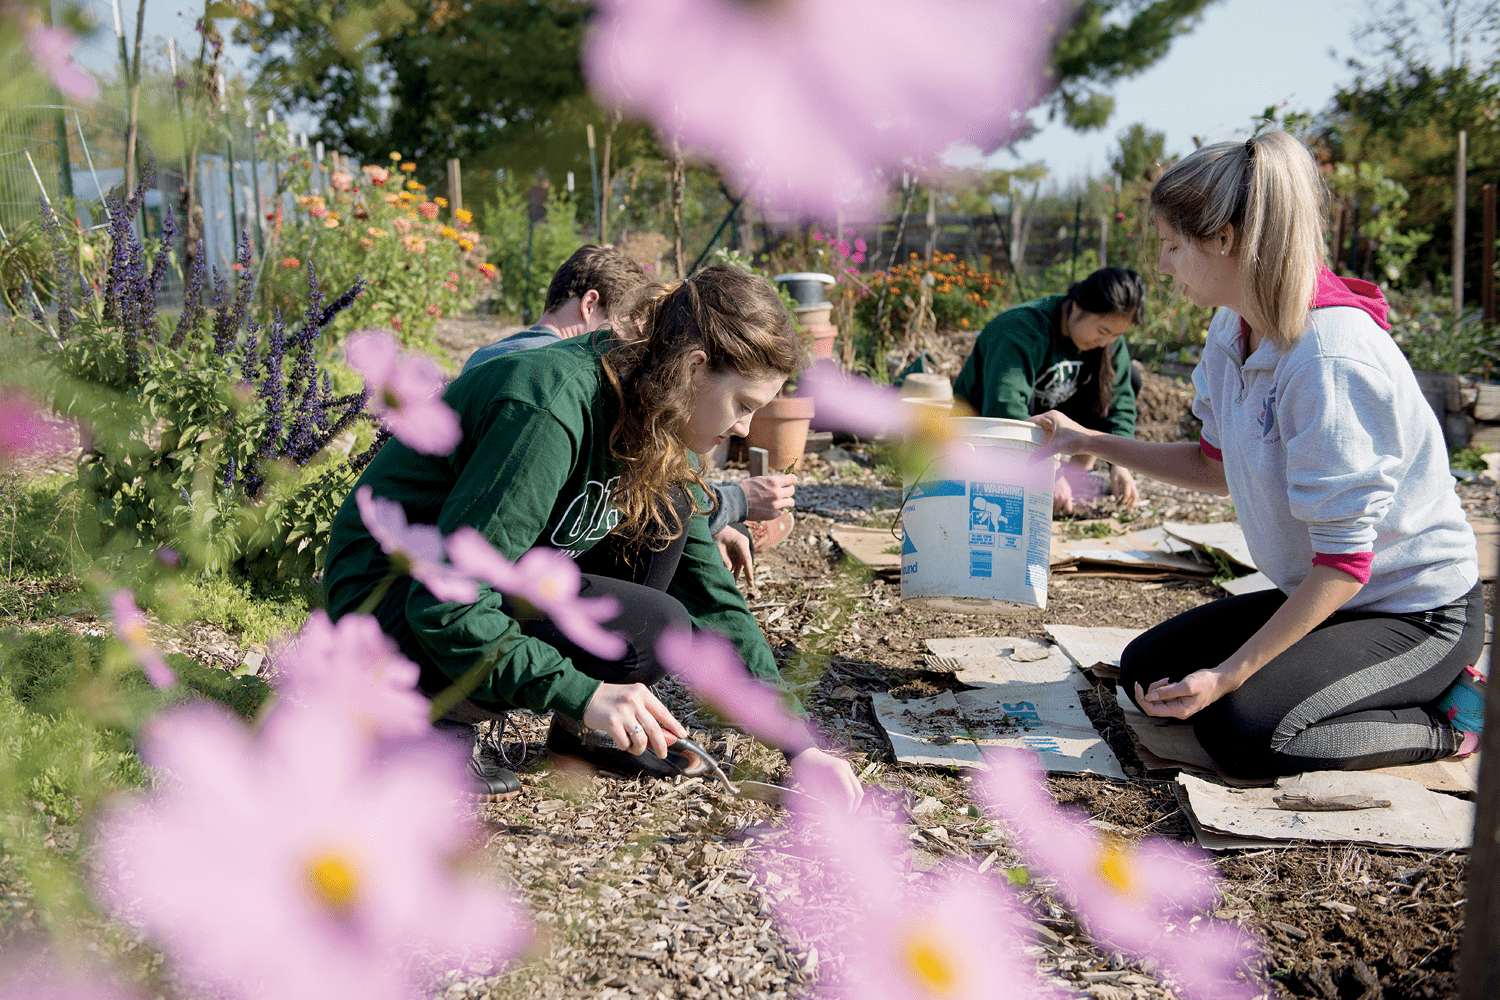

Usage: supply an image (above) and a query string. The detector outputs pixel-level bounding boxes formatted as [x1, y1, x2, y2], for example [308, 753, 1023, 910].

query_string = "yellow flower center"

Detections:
[306, 851, 360, 913]
[902, 930, 958, 994]
[1097, 842, 1135, 894]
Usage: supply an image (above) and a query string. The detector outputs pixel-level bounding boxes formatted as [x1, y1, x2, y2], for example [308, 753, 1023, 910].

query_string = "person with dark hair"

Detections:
[323, 265, 863, 807]
[1034, 132, 1480, 778]
[952, 266, 1148, 512]
[463, 244, 647, 368]
[463, 244, 798, 582]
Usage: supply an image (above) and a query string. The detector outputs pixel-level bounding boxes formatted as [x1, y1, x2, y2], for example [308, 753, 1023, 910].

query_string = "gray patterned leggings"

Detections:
[1119, 580, 1485, 778]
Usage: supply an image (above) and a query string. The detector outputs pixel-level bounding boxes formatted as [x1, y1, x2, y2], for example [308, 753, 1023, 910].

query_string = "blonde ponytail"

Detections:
[1151, 131, 1326, 349]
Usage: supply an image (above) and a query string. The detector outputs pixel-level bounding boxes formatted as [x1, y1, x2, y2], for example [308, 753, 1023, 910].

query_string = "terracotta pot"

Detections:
[794, 303, 838, 362]
[744, 396, 815, 471]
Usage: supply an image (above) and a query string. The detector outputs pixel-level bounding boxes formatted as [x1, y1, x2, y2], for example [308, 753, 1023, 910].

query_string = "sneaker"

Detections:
[545, 714, 710, 780]
[747, 511, 794, 553]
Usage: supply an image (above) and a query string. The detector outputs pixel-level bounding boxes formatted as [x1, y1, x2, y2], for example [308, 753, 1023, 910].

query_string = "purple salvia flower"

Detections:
[222, 456, 235, 492]
[210, 265, 231, 356]
[25, 282, 45, 325]
[142, 204, 177, 339]
[226, 234, 255, 347]
[171, 241, 207, 349]
[240, 318, 260, 384]
[38, 202, 80, 337]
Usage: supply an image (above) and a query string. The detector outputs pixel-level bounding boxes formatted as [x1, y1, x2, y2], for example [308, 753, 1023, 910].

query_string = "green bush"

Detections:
[479, 176, 585, 321]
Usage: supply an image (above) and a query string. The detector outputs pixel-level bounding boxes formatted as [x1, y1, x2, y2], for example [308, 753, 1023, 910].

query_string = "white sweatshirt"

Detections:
[1192, 278, 1477, 613]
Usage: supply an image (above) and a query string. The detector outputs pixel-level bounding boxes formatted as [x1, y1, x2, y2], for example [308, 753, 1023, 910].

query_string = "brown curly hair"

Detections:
[601, 264, 803, 549]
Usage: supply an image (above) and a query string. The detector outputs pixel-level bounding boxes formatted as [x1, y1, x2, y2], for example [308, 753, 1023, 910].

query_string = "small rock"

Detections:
[536, 799, 565, 814]
[1319, 900, 1357, 915]
[911, 795, 943, 817]
[830, 685, 859, 700]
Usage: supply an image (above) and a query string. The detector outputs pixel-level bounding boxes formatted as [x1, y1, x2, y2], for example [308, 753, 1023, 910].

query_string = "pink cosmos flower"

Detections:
[0, 948, 143, 1000]
[446, 527, 625, 660]
[760, 791, 1044, 999]
[109, 590, 176, 689]
[797, 362, 1039, 485]
[655, 624, 814, 752]
[27, 25, 98, 103]
[584, 0, 1064, 218]
[345, 330, 462, 455]
[355, 486, 478, 604]
[855, 238, 867, 252]
[975, 749, 1261, 1000]
[0, 392, 73, 464]
[272, 611, 431, 739]
[94, 703, 528, 1000]
[852, 252, 865, 264]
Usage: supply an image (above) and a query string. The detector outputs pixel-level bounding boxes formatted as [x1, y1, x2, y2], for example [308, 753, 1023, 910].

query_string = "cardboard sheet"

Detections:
[1175, 771, 1474, 851]
[1163, 521, 1258, 569]
[1050, 524, 1212, 577]
[1044, 624, 1144, 673]
[869, 638, 1125, 778]
[1219, 571, 1276, 596]
[1472, 516, 1498, 581]
[830, 526, 902, 570]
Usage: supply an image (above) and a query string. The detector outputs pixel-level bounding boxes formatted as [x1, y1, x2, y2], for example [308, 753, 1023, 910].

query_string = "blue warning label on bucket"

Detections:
[910, 479, 965, 501]
[969, 549, 993, 578]
[969, 532, 994, 546]
[969, 483, 1024, 536]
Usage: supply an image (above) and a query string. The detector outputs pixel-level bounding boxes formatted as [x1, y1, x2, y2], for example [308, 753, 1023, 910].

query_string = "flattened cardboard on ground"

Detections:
[1471, 516, 1498, 581]
[1049, 525, 1212, 577]
[1132, 526, 1200, 557]
[869, 638, 1126, 778]
[1175, 771, 1474, 851]
[1044, 624, 1144, 673]
[1219, 571, 1276, 596]
[1163, 521, 1257, 570]
[1115, 685, 1481, 795]
[829, 525, 902, 569]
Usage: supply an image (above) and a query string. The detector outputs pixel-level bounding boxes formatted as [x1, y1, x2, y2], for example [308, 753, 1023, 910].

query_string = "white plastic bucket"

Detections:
[900, 417, 1057, 614]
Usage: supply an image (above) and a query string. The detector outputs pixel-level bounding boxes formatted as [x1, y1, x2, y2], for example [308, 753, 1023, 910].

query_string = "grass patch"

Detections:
[167, 574, 319, 647]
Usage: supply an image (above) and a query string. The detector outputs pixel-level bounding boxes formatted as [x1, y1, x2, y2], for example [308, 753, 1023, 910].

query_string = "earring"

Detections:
[1220, 249, 1227, 255]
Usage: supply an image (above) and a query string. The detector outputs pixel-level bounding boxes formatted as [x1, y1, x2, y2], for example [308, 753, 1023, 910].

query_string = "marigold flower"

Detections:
[323, 217, 340, 229]
[280, 256, 301, 270]
[382, 193, 401, 205]
[400, 161, 416, 172]
[439, 225, 458, 239]
[359, 237, 375, 250]
[401, 235, 427, 254]
[389, 151, 403, 161]
[367, 227, 385, 237]
[477, 263, 497, 280]
[434, 196, 448, 208]
[455, 208, 473, 225]
[458, 238, 474, 252]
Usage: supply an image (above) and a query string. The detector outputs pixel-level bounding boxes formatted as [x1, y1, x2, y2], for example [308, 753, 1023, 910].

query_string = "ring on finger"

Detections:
[630, 723, 644, 734]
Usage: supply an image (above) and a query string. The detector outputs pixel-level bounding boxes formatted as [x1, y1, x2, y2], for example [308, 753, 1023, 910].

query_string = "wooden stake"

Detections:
[447, 158, 462, 217]
[1459, 611, 1500, 1000]
[671, 140, 685, 278]
[1454, 129, 1467, 316]
[1482, 183, 1495, 328]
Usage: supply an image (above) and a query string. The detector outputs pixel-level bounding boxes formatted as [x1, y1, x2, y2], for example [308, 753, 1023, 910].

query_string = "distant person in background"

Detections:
[952, 267, 1147, 513]
[464, 244, 796, 582]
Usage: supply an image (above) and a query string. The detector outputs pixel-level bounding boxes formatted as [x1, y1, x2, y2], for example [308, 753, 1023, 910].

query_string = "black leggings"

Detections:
[1119, 580, 1484, 777]
[388, 489, 696, 707]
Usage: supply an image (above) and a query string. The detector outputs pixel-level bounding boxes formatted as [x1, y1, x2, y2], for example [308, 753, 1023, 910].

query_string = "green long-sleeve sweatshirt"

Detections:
[952, 294, 1136, 437]
[322, 330, 776, 721]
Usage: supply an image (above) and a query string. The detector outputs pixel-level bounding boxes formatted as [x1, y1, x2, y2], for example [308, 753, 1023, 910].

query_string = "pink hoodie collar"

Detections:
[1312, 266, 1390, 330]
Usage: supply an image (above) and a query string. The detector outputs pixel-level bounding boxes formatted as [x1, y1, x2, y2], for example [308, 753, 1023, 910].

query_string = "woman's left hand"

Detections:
[789, 748, 864, 812]
[1110, 465, 1139, 510]
[1134, 668, 1237, 720]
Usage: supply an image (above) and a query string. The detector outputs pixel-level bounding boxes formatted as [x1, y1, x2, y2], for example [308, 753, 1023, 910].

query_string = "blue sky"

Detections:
[69, 0, 1373, 183]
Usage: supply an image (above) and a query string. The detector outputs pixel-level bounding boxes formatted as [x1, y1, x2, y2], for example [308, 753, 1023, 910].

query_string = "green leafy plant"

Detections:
[479, 174, 584, 321]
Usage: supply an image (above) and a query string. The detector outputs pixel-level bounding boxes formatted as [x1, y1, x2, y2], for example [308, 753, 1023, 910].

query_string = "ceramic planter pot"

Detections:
[744, 396, 815, 471]
[773, 271, 836, 306]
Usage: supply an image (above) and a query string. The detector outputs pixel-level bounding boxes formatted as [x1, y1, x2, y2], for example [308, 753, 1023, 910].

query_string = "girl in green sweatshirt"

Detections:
[952, 267, 1147, 513]
[324, 265, 861, 807]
